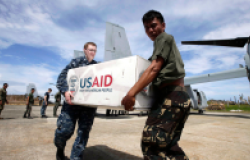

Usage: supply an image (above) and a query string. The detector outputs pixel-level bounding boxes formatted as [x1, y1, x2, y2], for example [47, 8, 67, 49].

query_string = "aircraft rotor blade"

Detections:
[182, 37, 249, 48]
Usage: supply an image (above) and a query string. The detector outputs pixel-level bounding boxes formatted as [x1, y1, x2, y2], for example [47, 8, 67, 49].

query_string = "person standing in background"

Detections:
[41, 88, 52, 118]
[24, 88, 35, 119]
[0, 83, 9, 119]
[53, 91, 61, 117]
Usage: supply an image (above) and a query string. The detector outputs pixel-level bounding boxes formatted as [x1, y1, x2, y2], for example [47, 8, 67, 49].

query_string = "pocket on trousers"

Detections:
[142, 125, 157, 144]
[156, 128, 169, 148]
[57, 113, 65, 129]
[142, 125, 172, 148]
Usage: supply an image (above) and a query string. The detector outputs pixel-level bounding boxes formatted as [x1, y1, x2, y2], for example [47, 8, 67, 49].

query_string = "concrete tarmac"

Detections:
[0, 105, 250, 160]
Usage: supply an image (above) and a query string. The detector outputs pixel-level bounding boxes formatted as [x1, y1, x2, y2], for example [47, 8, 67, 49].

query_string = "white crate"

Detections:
[67, 55, 154, 110]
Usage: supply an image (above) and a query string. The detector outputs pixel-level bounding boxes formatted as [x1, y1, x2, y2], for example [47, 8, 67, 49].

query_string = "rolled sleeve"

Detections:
[149, 33, 173, 62]
[150, 41, 171, 62]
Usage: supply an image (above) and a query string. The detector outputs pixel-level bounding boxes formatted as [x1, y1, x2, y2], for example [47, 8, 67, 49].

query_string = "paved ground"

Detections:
[0, 105, 250, 160]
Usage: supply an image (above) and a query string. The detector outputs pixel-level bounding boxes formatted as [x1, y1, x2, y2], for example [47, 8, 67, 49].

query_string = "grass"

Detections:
[206, 104, 250, 113]
[222, 104, 250, 111]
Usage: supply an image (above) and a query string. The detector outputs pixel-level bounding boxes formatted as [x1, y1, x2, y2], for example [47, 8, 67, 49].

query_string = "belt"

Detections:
[159, 78, 184, 89]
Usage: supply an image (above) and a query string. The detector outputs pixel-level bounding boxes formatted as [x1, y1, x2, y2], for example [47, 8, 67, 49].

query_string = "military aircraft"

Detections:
[96, 22, 250, 114]
[27, 22, 250, 114]
[182, 37, 250, 113]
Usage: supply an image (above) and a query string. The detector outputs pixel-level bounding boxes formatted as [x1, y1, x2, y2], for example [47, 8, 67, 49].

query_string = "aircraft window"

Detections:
[197, 92, 201, 105]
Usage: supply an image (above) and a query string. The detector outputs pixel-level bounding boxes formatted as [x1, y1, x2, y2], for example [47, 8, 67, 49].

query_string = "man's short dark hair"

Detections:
[142, 10, 165, 24]
[31, 88, 35, 91]
[84, 42, 97, 50]
[48, 88, 52, 91]
[3, 83, 8, 87]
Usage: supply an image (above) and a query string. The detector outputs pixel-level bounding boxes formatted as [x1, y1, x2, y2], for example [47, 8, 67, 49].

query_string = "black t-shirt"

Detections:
[44, 92, 50, 102]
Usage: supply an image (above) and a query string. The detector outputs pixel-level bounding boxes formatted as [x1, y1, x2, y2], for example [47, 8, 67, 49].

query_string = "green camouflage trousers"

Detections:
[141, 86, 191, 160]
[53, 101, 61, 116]
[24, 103, 33, 117]
[0, 101, 5, 115]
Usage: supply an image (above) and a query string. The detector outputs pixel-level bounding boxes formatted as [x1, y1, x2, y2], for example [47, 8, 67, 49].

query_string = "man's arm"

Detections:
[55, 92, 58, 100]
[56, 60, 74, 95]
[26, 95, 30, 105]
[44, 96, 47, 105]
[121, 57, 164, 110]
[56, 58, 82, 105]
[5, 92, 8, 104]
[0, 89, 2, 105]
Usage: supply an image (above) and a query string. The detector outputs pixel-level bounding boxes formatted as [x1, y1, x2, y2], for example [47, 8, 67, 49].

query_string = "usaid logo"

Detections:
[69, 75, 79, 96]
[80, 74, 113, 88]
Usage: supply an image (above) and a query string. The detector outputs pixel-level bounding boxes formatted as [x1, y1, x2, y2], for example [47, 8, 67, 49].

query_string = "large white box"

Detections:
[67, 55, 154, 110]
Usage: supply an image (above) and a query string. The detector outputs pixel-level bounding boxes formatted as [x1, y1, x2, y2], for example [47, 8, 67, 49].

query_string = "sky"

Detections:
[0, 0, 250, 101]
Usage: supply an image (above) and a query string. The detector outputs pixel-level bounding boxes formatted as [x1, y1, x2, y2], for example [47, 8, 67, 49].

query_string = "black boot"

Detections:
[80, 152, 85, 160]
[41, 115, 48, 118]
[23, 113, 26, 118]
[28, 114, 33, 119]
[56, 148, 65, 160]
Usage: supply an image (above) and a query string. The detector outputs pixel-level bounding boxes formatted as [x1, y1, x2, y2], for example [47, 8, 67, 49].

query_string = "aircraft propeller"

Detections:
[181, 37, 249, 48]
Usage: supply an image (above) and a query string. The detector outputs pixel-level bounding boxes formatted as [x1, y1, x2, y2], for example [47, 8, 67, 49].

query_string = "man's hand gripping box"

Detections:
[67, 55, 155, 110]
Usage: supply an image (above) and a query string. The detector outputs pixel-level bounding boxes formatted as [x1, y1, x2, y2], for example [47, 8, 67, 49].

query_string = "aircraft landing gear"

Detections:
[198, 110, 204, 114]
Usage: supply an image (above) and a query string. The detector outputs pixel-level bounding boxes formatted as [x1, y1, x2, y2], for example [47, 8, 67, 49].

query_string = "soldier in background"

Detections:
[53, 91, 61, 117]
[0, 83, 9, 119]
[23, 88, 35, 119]
[41, 88, 52, 118]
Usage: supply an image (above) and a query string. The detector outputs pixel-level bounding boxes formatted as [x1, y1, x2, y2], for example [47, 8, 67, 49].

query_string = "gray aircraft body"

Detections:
[97, 22, 250, 114]
[27, 22, 250, 114]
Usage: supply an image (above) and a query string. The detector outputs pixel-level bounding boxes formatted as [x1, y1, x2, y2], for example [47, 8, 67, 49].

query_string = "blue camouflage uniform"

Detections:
[54, 55, 97, 160]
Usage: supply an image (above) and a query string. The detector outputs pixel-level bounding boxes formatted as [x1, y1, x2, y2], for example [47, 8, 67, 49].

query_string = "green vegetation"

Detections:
[206, 104, 250, 113]
[223, 104, 250, 111]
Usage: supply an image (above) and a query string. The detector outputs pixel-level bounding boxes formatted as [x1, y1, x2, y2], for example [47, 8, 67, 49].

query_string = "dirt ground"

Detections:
[0, 105, 250, 160]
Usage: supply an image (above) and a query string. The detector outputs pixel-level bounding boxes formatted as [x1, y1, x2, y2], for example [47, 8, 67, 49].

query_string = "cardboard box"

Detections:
[67, 55, 154, 110]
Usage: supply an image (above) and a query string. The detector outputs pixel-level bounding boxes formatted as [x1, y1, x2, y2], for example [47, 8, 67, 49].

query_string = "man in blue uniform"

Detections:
[122, 10, 191, 160]
[54, 42, 97, 160]
[41, 88, 52, 118]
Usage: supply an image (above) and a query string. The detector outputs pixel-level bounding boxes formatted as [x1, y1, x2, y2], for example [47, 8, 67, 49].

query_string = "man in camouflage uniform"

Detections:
[0, 83, 9, 119]
[54, 42, 97, 160]
[24, 88, 35, 119]
[53, 91, 61, 117]
[122, 10, 191, 160]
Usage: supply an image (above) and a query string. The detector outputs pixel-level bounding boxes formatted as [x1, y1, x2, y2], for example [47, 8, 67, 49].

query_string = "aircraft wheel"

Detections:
[106, 109, 111, 116]
[198, 110, 203, 114]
